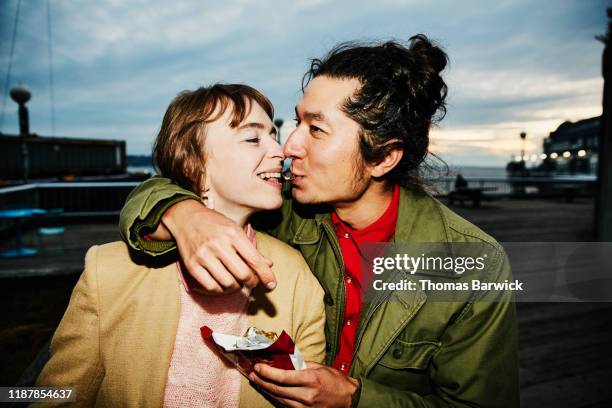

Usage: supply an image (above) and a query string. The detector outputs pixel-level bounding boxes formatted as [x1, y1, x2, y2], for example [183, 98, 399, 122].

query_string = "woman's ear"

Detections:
[201, 189, 215, 209]
[200, 173, 214, 209]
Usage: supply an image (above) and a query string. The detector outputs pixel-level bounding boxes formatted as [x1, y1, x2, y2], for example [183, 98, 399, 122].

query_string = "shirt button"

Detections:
[343, 232, 350, 238]
[393, 348, 403, 359]
[345, 276, 352, 284]
[324, 293, 334, 306]
[346, 319, 352, 326]
[339, 362, 347, 371]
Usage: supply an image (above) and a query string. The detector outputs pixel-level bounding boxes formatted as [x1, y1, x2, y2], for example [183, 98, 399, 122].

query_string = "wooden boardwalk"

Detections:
[452, 197, 611, 407]
[0, 198, 610, 406]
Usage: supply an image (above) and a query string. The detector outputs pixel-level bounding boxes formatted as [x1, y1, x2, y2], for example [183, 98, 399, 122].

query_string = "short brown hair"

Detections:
[153, 84, 274, 196]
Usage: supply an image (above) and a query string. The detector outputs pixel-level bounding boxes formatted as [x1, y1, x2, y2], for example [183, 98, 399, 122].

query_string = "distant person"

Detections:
[34, 84, 325, 407]
[455, 173, 468, 189]
[118, 36, 519, 406]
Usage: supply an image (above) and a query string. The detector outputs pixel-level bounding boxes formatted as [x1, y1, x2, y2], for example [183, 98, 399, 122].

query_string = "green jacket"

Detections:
[120, 177, 519, 407]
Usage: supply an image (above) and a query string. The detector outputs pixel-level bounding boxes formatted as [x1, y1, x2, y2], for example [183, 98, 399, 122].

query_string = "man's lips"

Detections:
[288, 165, 306, 185]
[290, 165, 305, 178]
[291, 174, 305, 186]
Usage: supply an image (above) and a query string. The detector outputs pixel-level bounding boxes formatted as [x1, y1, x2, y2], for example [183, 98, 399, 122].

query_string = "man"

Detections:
[120, 35, 519, 407]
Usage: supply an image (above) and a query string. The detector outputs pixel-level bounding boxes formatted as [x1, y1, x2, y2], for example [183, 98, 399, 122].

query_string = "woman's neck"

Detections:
[216, 204, 252, 229]
[204, 191, 252, 228]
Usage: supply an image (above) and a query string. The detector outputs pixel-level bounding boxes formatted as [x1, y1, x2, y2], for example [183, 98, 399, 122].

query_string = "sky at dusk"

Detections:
[0, 0, 608, 167]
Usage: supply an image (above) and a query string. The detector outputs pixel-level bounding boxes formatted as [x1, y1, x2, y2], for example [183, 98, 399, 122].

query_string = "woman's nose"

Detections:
[267, 139, 285, 161]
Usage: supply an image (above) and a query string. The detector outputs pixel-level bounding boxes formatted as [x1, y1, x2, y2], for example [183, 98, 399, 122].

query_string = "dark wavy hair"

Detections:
[303, 34, 449, 188]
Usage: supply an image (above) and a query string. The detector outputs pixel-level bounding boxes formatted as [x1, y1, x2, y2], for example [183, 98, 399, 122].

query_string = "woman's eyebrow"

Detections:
[237, 122, 265, 130]
[236, 122, 277, 136]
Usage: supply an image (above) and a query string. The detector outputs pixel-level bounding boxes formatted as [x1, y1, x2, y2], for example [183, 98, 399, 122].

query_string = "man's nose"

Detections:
[283, 129, 306, 159]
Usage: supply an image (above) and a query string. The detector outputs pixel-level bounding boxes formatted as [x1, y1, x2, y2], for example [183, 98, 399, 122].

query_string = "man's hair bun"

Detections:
[409, 34, 448, 74]
[303, 34, 449, 188]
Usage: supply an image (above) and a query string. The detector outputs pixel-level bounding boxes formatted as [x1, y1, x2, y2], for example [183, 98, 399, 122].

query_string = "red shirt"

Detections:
[330, 185, 400, 374]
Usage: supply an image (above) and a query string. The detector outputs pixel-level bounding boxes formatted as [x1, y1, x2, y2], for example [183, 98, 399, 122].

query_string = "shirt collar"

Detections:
[330, 184, 400, 238]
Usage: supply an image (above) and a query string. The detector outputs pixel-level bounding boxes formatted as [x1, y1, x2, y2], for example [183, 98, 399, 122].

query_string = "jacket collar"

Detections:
[394, 186, 451, 243]
[291, 185, 452, 245]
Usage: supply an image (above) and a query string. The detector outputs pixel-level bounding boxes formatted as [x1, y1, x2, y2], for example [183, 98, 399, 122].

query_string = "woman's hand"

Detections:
[160, 199, 276, 294]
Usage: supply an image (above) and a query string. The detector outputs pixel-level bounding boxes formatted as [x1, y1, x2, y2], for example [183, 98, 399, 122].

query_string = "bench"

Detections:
[448, 187, 497, 208]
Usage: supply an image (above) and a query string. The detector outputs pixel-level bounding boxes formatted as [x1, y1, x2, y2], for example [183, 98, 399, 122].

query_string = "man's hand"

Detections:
[249, 362, 359, 408]
[160, 199, 276, 294]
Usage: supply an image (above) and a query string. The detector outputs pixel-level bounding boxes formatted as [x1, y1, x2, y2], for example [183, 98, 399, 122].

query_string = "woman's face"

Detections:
[203, 101, 283, 224]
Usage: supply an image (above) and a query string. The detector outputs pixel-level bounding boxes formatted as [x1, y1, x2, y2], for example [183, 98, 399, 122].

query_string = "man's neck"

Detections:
[333, 182, 395, 230]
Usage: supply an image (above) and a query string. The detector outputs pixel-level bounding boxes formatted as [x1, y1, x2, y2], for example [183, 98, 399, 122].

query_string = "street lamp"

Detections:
[10, 85, 32, 183]
[274, 118, 291, 177]
[520, 132, 526, 162]
[274, 118, 284, 142]
[10, 84, 31, 137]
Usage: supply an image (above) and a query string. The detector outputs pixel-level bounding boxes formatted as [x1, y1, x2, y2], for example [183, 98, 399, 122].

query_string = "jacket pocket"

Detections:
[377, 340, 440, 370]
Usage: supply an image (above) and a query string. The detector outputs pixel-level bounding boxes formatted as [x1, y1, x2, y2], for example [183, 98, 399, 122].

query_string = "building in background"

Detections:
[0, 134, 126, 182]
[507, 115, 601, 177]
[0, 85, 135, 185]
[541, 116, 600, 175]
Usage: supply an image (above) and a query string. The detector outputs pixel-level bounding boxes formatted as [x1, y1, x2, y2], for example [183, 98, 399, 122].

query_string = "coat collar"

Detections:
[291, 185, 452, 245]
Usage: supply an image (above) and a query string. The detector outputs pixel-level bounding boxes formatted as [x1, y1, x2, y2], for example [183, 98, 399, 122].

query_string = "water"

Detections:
[126, 165, 508, 181]
[449, 166, 507, 179]
[127, 166, 155, 175]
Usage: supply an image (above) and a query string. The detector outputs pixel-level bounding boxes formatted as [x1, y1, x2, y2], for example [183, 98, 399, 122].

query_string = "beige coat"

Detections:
[35, 232, 326, 407]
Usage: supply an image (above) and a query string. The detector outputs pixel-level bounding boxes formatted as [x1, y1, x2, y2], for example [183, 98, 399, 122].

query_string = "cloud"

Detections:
[0, 0, 607, 168]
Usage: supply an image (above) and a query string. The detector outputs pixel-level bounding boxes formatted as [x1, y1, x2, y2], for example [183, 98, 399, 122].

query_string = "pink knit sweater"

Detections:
[162, 226, 256, 408]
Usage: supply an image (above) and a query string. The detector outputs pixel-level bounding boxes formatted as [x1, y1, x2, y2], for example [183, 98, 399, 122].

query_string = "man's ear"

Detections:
[371, 145, 404, 178]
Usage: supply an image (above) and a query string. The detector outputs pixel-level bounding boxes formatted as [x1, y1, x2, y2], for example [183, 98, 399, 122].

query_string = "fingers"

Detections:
[216, 246, 260, 289]
[188, 248, 241, 292]
[170, 203, 277, 293]
[190, 265, 224, 294]
[249, 372, 312, 406]
[252, 383, 302, 408]
[303, 361, 323, 369]
[233, 234, 277, 289]
[265, 397, 301, 408]
[200, 255, 241, 290]
[253, 364, 311, 386]
[255, 385, 307, 408]
[184, 229, 244, 289]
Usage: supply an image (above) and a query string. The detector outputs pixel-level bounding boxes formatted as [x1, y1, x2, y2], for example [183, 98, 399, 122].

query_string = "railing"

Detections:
[425, 177, 597, 197]
[0, 182, 140, 216]
[0, 177, 598, 218]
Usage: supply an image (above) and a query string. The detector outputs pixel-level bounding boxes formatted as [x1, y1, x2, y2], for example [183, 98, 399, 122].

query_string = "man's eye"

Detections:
[293, 117, 301, 125]
[245, 137, 260, 144]
[310, 125, 323, 134]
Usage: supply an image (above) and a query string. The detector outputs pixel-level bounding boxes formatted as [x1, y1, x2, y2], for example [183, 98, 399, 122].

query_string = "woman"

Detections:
[35, 84, 326, 407]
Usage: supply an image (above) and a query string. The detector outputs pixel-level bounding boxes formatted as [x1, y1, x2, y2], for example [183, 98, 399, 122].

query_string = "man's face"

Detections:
[284, 75, 370, 205]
